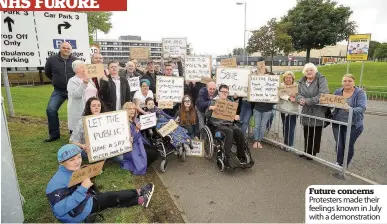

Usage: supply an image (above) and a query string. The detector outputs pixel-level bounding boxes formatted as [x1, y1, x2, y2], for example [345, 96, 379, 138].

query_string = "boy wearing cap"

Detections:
[46, 144, 155, 223]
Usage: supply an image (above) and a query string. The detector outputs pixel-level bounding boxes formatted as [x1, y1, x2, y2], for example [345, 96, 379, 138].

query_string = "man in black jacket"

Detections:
[119, 61, 141, 100]
[141, 60, 157, 93]
[99, 61, 131, 112]
[130, 59, 145, 76]
[44, 42, 79, 142]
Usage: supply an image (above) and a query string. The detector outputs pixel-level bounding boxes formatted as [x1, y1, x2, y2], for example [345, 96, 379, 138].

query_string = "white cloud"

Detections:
[98, 0, 387, 55]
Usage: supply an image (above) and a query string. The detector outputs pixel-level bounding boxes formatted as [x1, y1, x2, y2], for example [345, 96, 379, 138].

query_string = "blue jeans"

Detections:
[239, 100, 252, 136]
[46, 89, 68, 138]
[266, 108, 276, 130]
[253, 110, 272, 142]
[280, 113, 297, 147]
[332, 124, 363, 166]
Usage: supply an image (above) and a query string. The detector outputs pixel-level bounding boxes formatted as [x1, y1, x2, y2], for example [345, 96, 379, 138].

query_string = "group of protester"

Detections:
[43, 42, 366, 223]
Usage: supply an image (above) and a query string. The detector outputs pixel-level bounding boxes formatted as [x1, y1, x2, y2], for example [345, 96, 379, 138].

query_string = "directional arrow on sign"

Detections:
[4, 17, 14, 32]
[57, 21, 71, 34]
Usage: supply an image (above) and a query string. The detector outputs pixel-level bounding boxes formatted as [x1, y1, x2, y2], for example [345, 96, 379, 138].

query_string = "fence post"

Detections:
[339, 107, 353, 179]
[1, 68, 15, 117]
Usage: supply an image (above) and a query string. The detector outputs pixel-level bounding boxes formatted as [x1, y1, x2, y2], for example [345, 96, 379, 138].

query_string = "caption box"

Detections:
[305, 185, 387, 224]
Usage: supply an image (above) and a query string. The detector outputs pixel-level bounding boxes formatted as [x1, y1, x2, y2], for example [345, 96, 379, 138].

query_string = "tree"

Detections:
[374, 43, 387, 61]
[246, 18, 293, 71]
[86, 12, 113, 44]
[281, 0, 356, 62]
[369, 41, 381, 60]
[232, 48, 244, 56]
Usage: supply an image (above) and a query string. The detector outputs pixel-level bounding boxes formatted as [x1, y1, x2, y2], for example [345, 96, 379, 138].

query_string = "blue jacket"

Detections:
[46, 165, 93, 223]
[195, 87, 217, 113]
[332, 87, 367, 128]
[121, 122, 148, 175]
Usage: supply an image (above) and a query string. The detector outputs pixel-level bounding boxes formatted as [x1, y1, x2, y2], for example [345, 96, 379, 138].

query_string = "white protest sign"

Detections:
[216, 67, 251, 97]
[248, 75, 280, 103]
[34, 11, 90, 64]
[186, 140, 204, 157]
[1, 12, 41, 67]
[139, 113, 157, 130]
[156, 76, 184, 103]
[83, 110, 132, 163]
[127, 76, 140, 92]
[185, 55, 212, 81]
[306, 185, 387, 224]
[162, 38, 187, 58]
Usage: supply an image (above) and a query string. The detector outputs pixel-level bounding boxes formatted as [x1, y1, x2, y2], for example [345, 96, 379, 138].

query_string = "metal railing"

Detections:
[261, 105, 354, 180]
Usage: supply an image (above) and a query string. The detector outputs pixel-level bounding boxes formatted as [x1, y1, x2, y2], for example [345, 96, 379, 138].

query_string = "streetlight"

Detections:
[236, 1, 247, 66]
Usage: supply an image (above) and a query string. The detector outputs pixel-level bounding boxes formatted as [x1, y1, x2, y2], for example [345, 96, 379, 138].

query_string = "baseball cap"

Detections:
[57, 144, 82, 162]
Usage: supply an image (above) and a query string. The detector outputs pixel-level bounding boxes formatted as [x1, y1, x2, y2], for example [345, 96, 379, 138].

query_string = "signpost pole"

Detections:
[1, 68, 15, 117]
[346, 61, 350, 74]
[359, 61, 365, 88]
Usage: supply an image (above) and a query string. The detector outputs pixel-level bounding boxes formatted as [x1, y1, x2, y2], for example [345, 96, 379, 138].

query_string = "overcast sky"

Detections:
[97, 0, 387, 56]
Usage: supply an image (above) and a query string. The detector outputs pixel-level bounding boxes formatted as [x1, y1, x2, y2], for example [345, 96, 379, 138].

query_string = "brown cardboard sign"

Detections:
[212, 100, 238, 122]
[200, 76, 215, 84]
[157, 119, 178, 137]
[130, 47, 150, 60]
[319, 94, 347, 107]
[158, 101, 174, 109]
[220, 57, 237, 67]
[278, 84, 298, 97]
[85, 64, 104, 78]
[68, 161, 105, 187]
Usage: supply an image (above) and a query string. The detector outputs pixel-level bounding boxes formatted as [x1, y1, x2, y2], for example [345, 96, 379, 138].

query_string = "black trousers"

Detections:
[90, 189, 139, 214]
[214, 125, 245, 159]
[303, 126, 323, 155]
[144, 144, 159, 166]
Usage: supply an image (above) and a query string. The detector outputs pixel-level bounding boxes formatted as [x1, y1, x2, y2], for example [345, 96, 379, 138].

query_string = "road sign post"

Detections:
[1, 68, 15, 117]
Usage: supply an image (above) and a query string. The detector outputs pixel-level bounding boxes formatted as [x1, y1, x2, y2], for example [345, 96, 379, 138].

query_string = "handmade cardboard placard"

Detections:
[256, 61, 266, 75]
[83, 110, 132, 163]
[157, 119, 178, 137]
[319, 94, 347, 107]
[200, 76, 215, 84]
[186, 140, 204, 157]
[248, 75, 280, 103]
[212, 100, 238, 122]
[85, 64, 104, 78]
[68, 161, 105, 187]
[278, 84, 298, 97]
[139, 112, 157, 130]
[216, 67, 251, 97]
[158, 101, 174, 109]
[156, 76, 184, 103]
[128, 76, 140, 92]
[162, 38, 187, 58]
[130, 47, 149, 60]
[185, 55, 212, 81]
[220, 57, 237, 67]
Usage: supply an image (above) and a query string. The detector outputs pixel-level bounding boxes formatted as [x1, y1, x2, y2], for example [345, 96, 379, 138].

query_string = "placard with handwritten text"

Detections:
[156, 76, 184, 103]
[83, 110, 132, 163]
[162, 38, 187, 58]
[185, 55, 212, 81]
[216, 68, 251, 97]
[248, 75, 280, 103]
[212, 100, 239, 122]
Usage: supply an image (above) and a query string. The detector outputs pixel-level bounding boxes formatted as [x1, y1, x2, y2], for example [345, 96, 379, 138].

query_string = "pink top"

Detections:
[85, 81, 98, 101]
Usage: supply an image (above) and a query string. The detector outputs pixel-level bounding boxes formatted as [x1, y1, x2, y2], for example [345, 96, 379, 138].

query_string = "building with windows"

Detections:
[94, 35, 163, 65]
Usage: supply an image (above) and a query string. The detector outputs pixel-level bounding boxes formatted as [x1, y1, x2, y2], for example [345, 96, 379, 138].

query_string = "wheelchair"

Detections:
[200, 120, 255, 171]
[141, 126, 192, 173]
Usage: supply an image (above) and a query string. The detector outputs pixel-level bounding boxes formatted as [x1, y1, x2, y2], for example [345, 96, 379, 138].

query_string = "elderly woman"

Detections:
[278, 71, 299, 151]
[67, 60, 98, 134]
[332, 74, 366, 167]
[121, 102, 158, 175]
[133, 79, 154, 108]
[296, 63, 329, 160]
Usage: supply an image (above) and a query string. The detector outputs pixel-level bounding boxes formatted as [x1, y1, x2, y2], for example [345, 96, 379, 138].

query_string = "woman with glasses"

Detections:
[175, 95, 198, 139]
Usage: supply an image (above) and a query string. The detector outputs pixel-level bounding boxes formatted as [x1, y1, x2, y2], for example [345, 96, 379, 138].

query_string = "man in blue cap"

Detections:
[46, 144, 155, 223]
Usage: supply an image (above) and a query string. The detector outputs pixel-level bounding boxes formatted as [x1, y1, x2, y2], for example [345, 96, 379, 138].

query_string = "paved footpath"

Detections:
[154, 144, 369, 223]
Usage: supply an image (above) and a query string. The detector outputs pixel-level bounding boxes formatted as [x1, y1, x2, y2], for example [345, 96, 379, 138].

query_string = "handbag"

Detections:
[323, 108, 333, 128]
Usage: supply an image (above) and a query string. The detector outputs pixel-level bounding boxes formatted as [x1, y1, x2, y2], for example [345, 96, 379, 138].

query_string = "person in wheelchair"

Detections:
[205, 84, 248, 168]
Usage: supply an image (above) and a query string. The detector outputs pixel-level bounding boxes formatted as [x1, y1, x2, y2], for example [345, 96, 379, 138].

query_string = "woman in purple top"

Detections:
[121, 102, 158, 175]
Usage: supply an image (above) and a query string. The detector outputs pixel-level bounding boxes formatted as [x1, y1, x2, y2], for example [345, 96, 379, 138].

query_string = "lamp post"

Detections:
[236, 1, 247, 66]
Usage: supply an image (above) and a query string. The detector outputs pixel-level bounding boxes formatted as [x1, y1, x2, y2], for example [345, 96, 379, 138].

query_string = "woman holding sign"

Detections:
[278, 71, 299, 151]
[175, 95, 198, 139]
[67, 60, 98, 134]
[296, 63, 329, 160]
[332, 74, 367, 167]
[121, 102, 158, 175]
